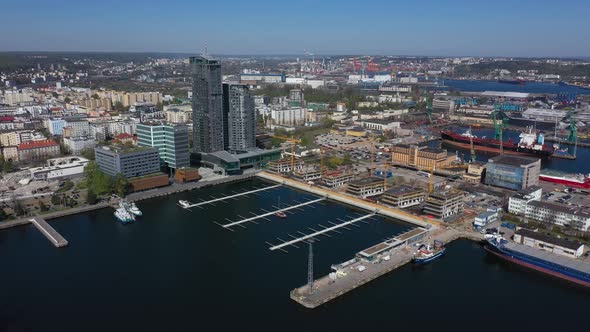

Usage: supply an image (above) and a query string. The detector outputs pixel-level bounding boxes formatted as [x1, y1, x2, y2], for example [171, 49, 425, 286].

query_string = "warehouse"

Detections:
[514, 228, 585, 259]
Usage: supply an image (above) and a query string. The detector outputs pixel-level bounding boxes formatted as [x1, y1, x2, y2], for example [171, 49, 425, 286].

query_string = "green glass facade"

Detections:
[137, 123, 190, 170]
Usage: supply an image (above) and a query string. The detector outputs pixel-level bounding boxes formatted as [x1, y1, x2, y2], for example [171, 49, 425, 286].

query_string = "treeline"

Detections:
[84, 161, 129, 204]
[454, 61, 590, 78]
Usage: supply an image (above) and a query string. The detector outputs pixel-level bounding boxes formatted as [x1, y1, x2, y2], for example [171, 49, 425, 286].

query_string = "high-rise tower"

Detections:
[222, 83, 256, 151]
[190, 56, 224, 153]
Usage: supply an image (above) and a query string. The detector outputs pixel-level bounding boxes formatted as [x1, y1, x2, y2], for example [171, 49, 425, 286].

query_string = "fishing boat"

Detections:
[413, 240, 446, 264]
[275, 197, 287, 219]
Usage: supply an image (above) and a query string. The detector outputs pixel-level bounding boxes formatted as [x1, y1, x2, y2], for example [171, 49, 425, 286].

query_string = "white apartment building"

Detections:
[270, 108, 306, 126]
[508, 186, 543, 215]
[525, 201, 590, 231]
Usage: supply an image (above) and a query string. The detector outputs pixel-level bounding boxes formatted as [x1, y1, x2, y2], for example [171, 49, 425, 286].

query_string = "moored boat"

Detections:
[539, 169, 590, 189]
[413, 240, 445, 264]
[114, 207, 135, 224]
[178, 200, 191, 208]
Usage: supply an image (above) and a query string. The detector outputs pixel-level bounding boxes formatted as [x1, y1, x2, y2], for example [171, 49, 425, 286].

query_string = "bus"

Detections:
[417, 170, 431, 178]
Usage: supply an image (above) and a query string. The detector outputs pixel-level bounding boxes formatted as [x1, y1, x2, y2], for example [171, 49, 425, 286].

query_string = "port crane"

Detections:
[271, 135, 302, 174]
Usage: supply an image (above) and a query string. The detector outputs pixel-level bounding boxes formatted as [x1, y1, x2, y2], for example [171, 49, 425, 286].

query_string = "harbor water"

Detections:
[0, 178, 588, 331]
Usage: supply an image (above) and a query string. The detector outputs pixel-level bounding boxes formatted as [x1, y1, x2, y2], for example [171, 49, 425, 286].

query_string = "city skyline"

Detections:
[1, 0, 590, 57]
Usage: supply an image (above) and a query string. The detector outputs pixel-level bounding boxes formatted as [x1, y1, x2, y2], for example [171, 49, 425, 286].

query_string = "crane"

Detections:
[271, 135, 302, 174]
[428, 165, 435, 194]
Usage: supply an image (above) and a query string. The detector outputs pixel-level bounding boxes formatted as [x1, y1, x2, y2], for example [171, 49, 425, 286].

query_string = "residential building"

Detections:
[94, 145, 160, 178]
[1, 146, 18, 162]
[323, 171, 356, 188]
[508, 185, 543, 215]
[484, 155, 541, 190]
[270, 108, 306, 126]
[513, 228, 585, 259]
[136, 122, 190, 170]
[524, 201, 590, 232]
[346, 177, 385, 198]
[111, 91, 162, 107]
[17, 140, 60, 161]
[165, 108, 190, 124]
[63, 136, 96, 154]
[380, 185, 426, 208]
[293, 167, 322, 182]
[63, 118, 90, 138]
[423, 189, 465, 220]
[223, 83, 256, 151]
[3, 90, 34, 106]
[190, 55, 224, 153]
[0, 131, 21, 146]
[392, 144, 455, 170]
[47, 119, 66, 135]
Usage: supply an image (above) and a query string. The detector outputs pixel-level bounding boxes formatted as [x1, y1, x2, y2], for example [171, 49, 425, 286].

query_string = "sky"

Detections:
[1, 0, 589, 57]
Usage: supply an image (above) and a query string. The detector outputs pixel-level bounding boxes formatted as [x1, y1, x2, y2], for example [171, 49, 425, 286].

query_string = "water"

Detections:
[1, 178, 589, 331]
[438, 126, 590, 173]
[443, 79, 590, 94]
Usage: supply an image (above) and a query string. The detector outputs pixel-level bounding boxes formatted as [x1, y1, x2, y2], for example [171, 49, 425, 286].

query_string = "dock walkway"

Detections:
[30, 216, 68, 248]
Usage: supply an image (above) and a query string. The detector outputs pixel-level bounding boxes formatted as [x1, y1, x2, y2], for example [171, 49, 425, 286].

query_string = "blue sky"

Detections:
[1, 0, 589, 57]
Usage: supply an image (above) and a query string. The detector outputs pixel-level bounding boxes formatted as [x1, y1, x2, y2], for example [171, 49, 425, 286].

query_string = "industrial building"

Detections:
[524, 200, 590, 232]
[423, 189, 465, 220]
[95, 145, 160, 178]
[190, 55, 224, 153]
[514, 229, 585, 259]
[354, 119, 401, 132]
[346, 177, 385, 198]
[508, 185, 542, 215]
[484, 155, 540, 190]
[392, 144, 455, 170]
[380, 185, 426, 208]
[136, 122, 190, 170]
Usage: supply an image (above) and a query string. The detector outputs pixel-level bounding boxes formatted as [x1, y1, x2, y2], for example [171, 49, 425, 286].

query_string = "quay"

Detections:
[545, 136, 589, 148]
[30, 216, 68, 248]
[181, 183, 281, 209]
[256, 171, 434, 229]
[291, 228, 483, 308]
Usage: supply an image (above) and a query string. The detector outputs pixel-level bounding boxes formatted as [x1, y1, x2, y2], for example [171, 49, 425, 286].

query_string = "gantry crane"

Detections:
[271, 135, 302, 174]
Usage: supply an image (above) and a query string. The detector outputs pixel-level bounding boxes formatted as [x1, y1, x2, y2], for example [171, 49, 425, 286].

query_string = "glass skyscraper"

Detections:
[137, 122, 190, 170]
[190, 55, 224, 153]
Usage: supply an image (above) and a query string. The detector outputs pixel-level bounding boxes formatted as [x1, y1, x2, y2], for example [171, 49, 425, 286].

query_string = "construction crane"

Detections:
[271, 135, 302, 174]
[567, 111, 578, 157]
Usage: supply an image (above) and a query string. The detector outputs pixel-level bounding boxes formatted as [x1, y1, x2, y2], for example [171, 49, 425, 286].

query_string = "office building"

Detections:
[95, 145, 160, 178]
[346, 177, 385, 198]
[423, 189, 465, 220]
[190, 55, 224, 153]
[380, 185, 426, 208]
[508, 186, 543, 215]
[484, 155, 541, 190]
[222, 83, 256, 151]
[136, 122, 190, 170]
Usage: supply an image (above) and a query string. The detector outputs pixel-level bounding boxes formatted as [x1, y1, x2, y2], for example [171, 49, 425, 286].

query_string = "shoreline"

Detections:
[0, 171, 260, 230]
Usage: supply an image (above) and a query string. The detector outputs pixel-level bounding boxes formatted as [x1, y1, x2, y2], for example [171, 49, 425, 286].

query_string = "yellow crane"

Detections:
[271, 135, 302, 174]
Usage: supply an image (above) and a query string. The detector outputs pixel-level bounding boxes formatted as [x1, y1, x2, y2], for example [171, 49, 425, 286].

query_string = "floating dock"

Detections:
[30, 217, 68, 248]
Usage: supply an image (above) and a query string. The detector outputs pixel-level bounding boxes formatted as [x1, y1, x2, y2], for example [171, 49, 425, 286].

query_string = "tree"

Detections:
[113, 174, 129, 197]
[51, 194, 62, 206]
[80, 148, 95, 160]
[38, 200, 49, 212]
[0, 209, 7, 221]
[114, 101, 126, 112]
[64, 97, 72, 104]
[86, 190, 98, 205]
[92, 93, 100, 99]
[52, 92, 59, 98]
[60, 143, 71, 155]
[3, 160, 13, 173]
[13, 201, 25, 216]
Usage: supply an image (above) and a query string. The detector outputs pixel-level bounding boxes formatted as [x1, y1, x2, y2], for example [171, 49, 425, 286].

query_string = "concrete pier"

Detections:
[291, 228, 483, 308]
[30, 217, 68, 248]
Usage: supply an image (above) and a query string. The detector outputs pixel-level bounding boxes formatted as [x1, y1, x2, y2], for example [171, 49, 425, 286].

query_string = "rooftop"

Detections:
[528, 200, 590, 218]
[17, 139, 59, 150]
[349, 176, 384, 186]
[515, 228, 584, 251]
[488, 154, 540, 167]
[384, 185, 423, 197]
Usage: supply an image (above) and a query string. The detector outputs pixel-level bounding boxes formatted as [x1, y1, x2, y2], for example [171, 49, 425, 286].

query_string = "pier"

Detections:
[179, 184, 281, 209]
[221, 197, 325, 229]
[30, 216, 68, 248]
[291, 228, 482, 308]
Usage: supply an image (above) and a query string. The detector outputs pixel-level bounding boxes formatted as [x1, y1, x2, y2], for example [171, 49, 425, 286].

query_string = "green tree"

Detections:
[59, 143, 71, 155]
[52, 92, 59, 98]
[80, 148, 95, 160]
[39, 200, 49, 212]
[92, 93, 100, 99]
[13, 201, 25, 216]
[86, 190, 98, 205]
[51, 194, 62, 206]
[3, 160, 13, 173]
[114, 101, 126, 112]
[113, 174, 129, 197]
[64, 97, 72, 104]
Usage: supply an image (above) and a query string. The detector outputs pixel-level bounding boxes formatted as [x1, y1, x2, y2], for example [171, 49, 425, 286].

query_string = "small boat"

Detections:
[413, 240, 445, 264]
[178, 200, 191, 208]
[127, 202, 142, 216]
[275, 197, 287, 219]
[114, 207, 135, 224]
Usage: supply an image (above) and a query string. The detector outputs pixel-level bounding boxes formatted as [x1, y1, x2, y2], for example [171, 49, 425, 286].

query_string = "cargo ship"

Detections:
[498, 77, 526, 85]
[485, 235, 590, 288]
[440, 127, 553, 158]
[539, 169, 590, 189]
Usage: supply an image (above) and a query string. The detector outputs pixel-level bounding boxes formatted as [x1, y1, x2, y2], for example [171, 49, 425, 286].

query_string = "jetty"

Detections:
[30, 216, 68, 248]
